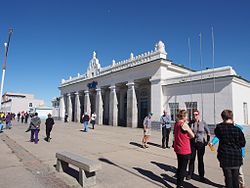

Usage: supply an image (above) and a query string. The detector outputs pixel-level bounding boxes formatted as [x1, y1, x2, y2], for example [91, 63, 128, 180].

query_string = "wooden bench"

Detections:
[56, 151, 102, 187]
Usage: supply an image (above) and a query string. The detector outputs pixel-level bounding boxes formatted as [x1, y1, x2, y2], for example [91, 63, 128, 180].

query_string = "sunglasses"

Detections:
[193, 113, 199, 116]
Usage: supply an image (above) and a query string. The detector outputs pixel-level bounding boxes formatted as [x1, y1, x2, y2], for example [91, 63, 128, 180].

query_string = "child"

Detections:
[210, 124, 245, 188]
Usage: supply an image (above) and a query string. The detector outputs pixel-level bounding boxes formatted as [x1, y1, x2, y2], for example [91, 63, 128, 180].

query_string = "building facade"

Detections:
[58, 41, 250, 127]
[1, 92, 45, 114]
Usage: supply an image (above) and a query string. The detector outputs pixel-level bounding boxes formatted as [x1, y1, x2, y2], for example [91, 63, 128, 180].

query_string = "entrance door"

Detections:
[139, 100, 148, 128]
[243, 102, 248, 124]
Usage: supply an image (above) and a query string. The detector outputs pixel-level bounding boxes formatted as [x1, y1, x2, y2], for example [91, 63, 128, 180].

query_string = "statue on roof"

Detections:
[155, 41, 167, 54]
[86, 51, 101, 78]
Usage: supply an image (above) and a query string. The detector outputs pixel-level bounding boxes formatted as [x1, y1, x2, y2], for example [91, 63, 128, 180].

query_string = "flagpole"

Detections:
[0, 28, 14, 110]
[212, 27, 216, 126]
[199, 33, 204, 121]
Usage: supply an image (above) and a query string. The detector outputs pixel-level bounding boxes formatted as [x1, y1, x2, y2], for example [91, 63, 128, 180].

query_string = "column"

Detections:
[67, 93, 73, 122]
[84, 90, 91, 115]
[126, 82, 138, 128]
[109, 85, 118, 126]
[74, 92, 81, 122]
[59, 95, 65, 121]
[150, 79, 163, 122]
[95, 88, 103, 125]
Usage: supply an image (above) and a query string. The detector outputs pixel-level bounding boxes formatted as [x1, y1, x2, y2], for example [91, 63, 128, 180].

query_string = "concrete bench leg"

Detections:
[56, 159, 69, 172]
[79, 168, 96, 187]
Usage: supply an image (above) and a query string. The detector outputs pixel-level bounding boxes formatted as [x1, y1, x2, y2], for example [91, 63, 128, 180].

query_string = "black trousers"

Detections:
[222, 168, 240, 188]
[188, 142, 205, 177]
[176, 153, 190, 187]
[162, 127, 171, 147]
[46, 125, 53, 139]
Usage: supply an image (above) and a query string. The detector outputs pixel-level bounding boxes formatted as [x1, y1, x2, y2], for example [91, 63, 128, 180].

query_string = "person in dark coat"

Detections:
[214, 110, 246, 188]
[45, 114, 55, 142]
[64, 113, 68, 123]
[24, 112, 29, 124]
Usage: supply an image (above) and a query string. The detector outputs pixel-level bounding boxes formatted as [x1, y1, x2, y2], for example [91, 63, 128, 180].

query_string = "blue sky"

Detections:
[0, 0, 249, 106]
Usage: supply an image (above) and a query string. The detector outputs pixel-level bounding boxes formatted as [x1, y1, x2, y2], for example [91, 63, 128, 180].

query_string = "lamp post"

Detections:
[0, 28, 13, 110]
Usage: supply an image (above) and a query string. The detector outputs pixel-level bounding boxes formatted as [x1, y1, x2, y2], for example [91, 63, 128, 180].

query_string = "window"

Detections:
[185, 102, 198, 120]
[169, 103, 179, 122]
[29, 103, 33, 107]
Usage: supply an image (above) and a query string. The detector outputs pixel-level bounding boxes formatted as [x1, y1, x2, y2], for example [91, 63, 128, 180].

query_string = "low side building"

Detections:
[58, 41, 250, 127]
[1, 92, 45, 114]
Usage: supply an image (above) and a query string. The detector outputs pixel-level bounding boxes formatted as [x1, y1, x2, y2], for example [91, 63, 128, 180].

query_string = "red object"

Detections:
[174, 121, 191, 155]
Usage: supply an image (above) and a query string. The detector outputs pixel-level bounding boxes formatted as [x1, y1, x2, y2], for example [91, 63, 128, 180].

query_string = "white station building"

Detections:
[58, 41, 250, 128]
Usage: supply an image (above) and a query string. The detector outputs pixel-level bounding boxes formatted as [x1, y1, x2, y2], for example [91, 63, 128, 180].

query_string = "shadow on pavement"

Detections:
[151, 161, 177, 174]
[129, 141, 143, 148]
[53, 164, 79, 183]
[151, 161, 223, 188]
[99, 158, 167, 187]
[147, 142, 162, 148]
[133, 167, 174, 188]
[161, 173, 198, 188]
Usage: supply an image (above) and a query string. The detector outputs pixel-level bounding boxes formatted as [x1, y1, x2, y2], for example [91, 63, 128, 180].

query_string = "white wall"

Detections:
[10, 98, 44, 114]
[162, 77, 233, 125]
[232, 79, 250, 125]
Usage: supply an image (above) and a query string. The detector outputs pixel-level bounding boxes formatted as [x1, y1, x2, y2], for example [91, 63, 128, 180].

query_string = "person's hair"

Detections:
[221, 110, 233, 121]
[35, 112, 38, 116]
[177, 109, 188, 120]
[193, 109, 199, 114]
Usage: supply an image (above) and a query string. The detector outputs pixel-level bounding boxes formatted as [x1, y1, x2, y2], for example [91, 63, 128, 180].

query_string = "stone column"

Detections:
[67, 93, 73, 122]
[84, 90, 91, 115]
[126, 82, 138, 128]
[74, 92, 81, 122]
[150, 79, 163, 122]
[59, 95, 65, 121]
[109, 85, 118, 126]
[95, 88, 103, 125]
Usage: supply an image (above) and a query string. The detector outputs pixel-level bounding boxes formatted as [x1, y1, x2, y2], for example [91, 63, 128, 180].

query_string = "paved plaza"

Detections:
[0, 121, 249, 188]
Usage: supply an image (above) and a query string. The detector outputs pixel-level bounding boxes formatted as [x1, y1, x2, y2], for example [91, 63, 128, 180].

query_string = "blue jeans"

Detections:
[31, 129, 39, 144]
[84, 121, 89, 132]
[6, 122, 11, 129]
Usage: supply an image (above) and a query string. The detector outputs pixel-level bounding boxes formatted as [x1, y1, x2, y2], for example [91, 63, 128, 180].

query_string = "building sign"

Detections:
[87, 81, 98, 89]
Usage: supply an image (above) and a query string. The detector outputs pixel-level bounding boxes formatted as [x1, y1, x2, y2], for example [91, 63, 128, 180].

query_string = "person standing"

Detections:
[5, 112, 12, 129]
[160, 110, 171, 149]
[214, 110, 246, 188]
[17, 112, 21, 122]
[45, 114, 55, 142]
[24, 112, 29, 124]
[174, 110, 194, 188]
[142, 113, 153, 149]
[90, 112, 97, 129]
[187, 110, 210, 181]
[30, 112, 41, 144]
[82, 113, 90, 132]
[21, 111, 25, 123]
[64, 113, 68, 123]
[210, 123, 246, 188]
